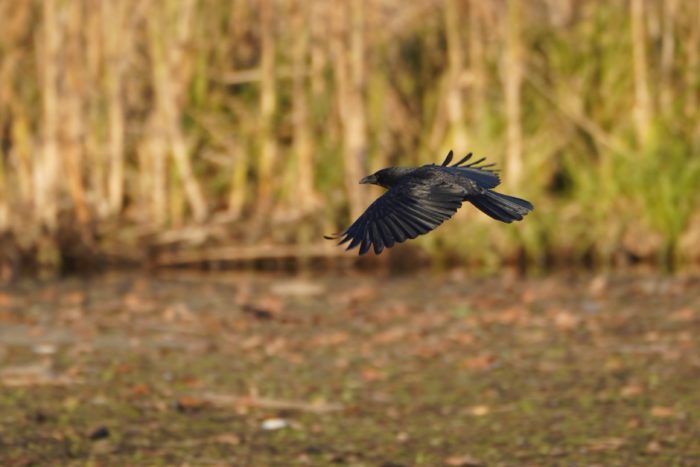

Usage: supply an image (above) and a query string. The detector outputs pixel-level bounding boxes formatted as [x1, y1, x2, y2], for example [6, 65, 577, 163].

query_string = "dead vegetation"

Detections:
[1, 1, 700, 275]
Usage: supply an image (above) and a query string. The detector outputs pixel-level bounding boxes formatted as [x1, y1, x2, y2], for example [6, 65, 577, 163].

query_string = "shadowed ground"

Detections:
[1, 271, 699, 465]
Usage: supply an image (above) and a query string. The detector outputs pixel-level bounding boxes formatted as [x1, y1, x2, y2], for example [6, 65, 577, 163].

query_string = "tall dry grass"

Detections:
[0, 0, 699, 274]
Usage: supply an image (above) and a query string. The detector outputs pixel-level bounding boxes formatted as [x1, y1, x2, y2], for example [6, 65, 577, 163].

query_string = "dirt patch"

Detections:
[1, 271, 699, 465]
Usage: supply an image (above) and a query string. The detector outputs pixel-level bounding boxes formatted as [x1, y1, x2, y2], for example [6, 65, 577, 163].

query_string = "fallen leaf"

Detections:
[626, 417, 641, 428]
[336, 285, 377, 306]
[130, 383, 151, 396]
[374, 327, 408, 344]
[62, 291, 85, 306]
[669, 308, 695, 322]
[467, 405, 490, 417]
[123, 293, 153, 313]
[620, 384, 643, 397]
[588, 437, 625, 451]
[645, 440, 662, 453]
[360, 368, 384, 382]
[461, 354, 495, 370]
[645, 332, 661, 342]
[493, 306, 527, 325]
[311, 331, 349, 347]
[176, 396, 206, 413]
[650, 406, 675, 418]
[32, 344, 57, 355]
[0, 292, 13, 307]
[521, 288, 537, 305]
[553, 310, 579, 331]
[212, 433, 241, 445]
[588, 275, 608, 298]
[444, 454, 485, 466]
[163, 303, 195, 323]
[605, 358, 624, 371]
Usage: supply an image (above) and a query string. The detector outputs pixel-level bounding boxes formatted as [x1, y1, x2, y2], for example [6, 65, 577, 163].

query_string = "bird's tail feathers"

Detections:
[469, 190, 533, 223]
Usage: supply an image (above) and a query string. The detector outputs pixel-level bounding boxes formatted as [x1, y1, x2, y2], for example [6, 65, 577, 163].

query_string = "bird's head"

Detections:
[360, 167, 413, 188]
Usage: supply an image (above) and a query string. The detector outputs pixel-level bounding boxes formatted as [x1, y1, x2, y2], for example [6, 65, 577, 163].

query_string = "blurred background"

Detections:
[1, 0, 699, 277]
[2, 1, 700, 465]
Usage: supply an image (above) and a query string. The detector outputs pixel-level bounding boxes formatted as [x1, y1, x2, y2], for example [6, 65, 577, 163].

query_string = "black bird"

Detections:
[325, 150, 533, 255]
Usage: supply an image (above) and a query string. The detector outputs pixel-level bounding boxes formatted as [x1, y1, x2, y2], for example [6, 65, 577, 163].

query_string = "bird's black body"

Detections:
[327, 151, 534, 255]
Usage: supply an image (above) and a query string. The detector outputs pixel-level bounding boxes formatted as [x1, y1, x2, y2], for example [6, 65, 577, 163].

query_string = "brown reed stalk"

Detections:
[227, 142, 249, 220]
[82, 2, 108, 219]
[0, 2, 31, 224]
[147, 0, 208, 224]
[144, 12, 172, 227]
[102, 0, 128, 216]
[631, 0, 652, 147]
[37, 0, 60, 229]
[62, 0, 89, 225]
[226, 1, 254, 219]
[444, 0, 467, 150]
[256, 0, 278, 209]
[333, 0, 368, 220]
[468, 0, 486, 121]
[684, 2, 699, 118]
[503, 0, 524, 187]
[292, 0, 316, 213]
[310, 1, 328, 103]
[659, 0, 678, 111]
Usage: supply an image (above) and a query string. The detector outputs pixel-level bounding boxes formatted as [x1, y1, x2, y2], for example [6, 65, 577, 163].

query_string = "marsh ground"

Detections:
[1, 270, 699, 466]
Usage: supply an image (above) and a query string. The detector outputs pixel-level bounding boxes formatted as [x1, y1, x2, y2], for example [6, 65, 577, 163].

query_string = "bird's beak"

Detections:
[359, 175, 377, 185]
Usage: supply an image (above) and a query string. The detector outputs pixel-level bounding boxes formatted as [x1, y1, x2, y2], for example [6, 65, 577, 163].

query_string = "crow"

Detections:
[325, 150, 533, 255]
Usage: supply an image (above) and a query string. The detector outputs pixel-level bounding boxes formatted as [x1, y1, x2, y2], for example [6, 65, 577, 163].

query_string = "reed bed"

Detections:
[0, 0, 699, 275]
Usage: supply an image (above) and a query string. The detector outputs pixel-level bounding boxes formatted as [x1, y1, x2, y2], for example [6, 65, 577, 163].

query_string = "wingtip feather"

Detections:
[451, 152, 473, 167]
[441, 150, 454, 167]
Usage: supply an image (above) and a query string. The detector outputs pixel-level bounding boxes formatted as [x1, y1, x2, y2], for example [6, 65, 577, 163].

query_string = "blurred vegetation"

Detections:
[1, 0, 700, 276]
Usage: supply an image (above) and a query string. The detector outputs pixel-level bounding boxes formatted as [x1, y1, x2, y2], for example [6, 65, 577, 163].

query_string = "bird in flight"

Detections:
[325, 150, 533, 255]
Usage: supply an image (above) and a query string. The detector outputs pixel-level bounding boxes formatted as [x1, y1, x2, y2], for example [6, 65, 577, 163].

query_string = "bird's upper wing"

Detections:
[437, 150, 501, 189]
[330, 179, 465, 255]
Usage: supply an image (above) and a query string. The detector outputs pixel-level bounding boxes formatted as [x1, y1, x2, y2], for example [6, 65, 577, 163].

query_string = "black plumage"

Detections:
[326, 150, 534, 255]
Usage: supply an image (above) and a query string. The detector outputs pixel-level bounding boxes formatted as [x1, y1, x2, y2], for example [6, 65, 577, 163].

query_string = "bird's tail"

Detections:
[468, 190, 533, 223]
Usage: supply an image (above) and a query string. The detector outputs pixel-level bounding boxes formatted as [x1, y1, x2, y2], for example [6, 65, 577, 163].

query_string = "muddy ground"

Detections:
[1, 270, 699, 466]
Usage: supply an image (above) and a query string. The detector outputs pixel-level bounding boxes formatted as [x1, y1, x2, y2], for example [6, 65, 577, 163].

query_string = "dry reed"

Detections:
[0, 0, 699, 274]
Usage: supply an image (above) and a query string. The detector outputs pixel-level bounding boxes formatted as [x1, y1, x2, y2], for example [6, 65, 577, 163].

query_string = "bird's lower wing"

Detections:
[327, 182, 464, 255]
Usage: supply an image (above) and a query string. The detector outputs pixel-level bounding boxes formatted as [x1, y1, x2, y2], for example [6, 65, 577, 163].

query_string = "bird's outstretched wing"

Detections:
[326, 180, 464, 255]
[438, 150, 501, 188]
